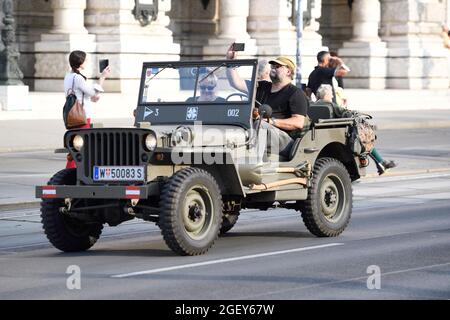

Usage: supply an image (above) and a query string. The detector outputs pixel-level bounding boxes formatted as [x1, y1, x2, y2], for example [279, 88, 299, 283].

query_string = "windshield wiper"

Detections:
[198, 63, 227, 84]
[145, 64, 174, 85]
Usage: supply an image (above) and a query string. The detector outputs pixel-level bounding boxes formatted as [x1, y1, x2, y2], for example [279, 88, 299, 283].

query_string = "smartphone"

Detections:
[99, 59, 109, 73]
[232, 43, 245, 52]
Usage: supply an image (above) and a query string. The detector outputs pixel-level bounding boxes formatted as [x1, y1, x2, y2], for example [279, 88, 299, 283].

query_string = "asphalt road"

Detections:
[0, 128, 449, 300]
[0, 172, 449, 300]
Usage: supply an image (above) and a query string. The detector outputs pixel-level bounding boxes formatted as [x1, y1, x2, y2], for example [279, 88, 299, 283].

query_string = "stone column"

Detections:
[168, 0, 218, 59]
[247, 0, 296, 56]
[50, 0, 88, 34]
[319, 0, 353, 51]
[14, 0, 53, 90]
[379, 0, 448, 89]
[0, 0, 30, 110]
[203, 0, 257, 58]
[339, 0, 388, 88]
[247, 0, 326, 82]
[85, 0, 180, 93]
[300, 0, 328, 81]
[34, 0, 96, 91]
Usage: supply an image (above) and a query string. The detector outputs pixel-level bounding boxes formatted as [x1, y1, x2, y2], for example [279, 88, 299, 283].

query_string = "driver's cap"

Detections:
[269, 56, 296, 74]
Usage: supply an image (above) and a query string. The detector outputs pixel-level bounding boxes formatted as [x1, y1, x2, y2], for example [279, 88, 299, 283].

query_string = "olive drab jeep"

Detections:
[36, 59, 367, 256]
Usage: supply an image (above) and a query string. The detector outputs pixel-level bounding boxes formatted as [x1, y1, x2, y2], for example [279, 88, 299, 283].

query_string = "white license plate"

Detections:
[93, 166, 145, 181]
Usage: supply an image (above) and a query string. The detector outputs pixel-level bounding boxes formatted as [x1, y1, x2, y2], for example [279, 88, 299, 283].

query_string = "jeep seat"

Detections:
[308, 102, 334, 123]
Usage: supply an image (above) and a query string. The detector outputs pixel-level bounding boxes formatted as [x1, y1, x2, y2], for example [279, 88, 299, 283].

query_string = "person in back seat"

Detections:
[315, 84, 397, 175]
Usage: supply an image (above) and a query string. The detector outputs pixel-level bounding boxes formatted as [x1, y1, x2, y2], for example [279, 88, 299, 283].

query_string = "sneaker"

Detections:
[377, 163, 385, 175]
[377, 160, 397, 175]
[382, 160, 397, 170]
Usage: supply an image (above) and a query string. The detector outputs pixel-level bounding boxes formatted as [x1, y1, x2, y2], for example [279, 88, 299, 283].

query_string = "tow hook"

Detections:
[59, 198, 72, 214]
[125, 199, 139, 216]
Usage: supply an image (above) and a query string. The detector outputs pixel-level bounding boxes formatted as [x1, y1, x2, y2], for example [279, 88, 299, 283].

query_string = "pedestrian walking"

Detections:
[64, 50, 111, 168]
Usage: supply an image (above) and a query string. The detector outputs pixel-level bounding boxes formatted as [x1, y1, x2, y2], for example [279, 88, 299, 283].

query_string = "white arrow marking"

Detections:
[144, 107, 154, 119]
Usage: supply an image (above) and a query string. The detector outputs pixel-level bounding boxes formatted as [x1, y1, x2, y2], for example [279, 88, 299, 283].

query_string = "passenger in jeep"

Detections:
[314, 84, 397, 175]
[225, 45, 309, 157]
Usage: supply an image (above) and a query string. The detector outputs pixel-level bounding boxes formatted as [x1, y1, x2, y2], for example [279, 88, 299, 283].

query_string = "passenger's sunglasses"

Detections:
[199, 85, 216, 91]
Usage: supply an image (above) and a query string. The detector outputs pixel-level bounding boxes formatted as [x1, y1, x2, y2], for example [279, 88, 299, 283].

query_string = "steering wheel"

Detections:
[226, 93, 248, 101]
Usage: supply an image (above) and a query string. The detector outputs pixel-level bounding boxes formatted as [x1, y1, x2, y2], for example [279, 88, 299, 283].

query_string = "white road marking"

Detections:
[111, 243, 344, 278]
[241, 262, 450, 299]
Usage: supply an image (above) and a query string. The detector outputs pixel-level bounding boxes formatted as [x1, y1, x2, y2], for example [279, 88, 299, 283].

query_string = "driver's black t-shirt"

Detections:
[256, 81, 308, 120]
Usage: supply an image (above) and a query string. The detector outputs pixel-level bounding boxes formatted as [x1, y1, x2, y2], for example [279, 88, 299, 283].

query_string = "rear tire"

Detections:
[298, 158, 352, 237]
[41, 169, 103, 252]
[159, 168, 222, 256]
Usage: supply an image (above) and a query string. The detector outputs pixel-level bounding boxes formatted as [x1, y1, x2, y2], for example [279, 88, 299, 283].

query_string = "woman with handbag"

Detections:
[64, 50, 111, 169]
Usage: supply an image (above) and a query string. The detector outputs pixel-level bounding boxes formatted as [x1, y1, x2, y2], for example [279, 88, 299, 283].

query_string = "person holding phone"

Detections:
[225, 44, 309, 158]
[64, 50, 111, 168]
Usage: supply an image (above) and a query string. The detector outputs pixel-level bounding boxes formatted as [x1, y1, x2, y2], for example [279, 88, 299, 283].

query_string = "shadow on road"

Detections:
[41, 248, 175, 258]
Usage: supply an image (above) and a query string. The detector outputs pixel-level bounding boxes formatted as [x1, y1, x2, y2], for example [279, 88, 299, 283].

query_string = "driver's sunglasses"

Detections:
[199, 85, 216, 91]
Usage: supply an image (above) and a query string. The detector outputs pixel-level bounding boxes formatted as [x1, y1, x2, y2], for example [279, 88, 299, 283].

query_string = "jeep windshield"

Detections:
[134, 59, 257, 129]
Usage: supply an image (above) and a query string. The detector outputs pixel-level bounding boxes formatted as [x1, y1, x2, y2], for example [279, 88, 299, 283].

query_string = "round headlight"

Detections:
[144, 133, 157, 151]
[73, 135, 84, 151]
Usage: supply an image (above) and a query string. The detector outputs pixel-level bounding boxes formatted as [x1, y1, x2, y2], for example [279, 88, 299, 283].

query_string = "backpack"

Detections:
[348, 113, 376, 155]
[63, 74, 87, 129]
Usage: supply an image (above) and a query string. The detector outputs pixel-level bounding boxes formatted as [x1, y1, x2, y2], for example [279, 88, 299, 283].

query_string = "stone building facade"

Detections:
[1, 0, 449, 93]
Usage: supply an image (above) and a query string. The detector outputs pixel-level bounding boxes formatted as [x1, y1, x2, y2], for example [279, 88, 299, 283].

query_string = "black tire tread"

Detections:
[41, 169, 103, 252]
[159, 167, 222, 256]
[299, 157, 352, 237]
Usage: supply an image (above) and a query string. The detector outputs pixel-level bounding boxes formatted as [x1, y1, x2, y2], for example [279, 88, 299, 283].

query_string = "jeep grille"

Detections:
[81, 132, 141, 179]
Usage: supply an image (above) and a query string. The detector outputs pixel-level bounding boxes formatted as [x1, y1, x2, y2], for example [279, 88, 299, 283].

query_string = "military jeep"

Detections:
[36, 59, 365, 256]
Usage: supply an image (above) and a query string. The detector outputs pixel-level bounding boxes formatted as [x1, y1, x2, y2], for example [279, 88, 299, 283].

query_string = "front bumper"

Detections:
[36, 183, 159, 200]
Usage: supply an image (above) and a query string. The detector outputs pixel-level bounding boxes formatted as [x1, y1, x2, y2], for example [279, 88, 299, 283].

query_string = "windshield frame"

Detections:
[134, 59, 258, 129]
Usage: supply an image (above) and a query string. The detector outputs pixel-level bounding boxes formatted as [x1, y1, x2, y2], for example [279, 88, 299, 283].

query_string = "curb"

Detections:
[0, 147, 57, 154]
[360, 167, 450, 180]
[376, 122, 450, 131]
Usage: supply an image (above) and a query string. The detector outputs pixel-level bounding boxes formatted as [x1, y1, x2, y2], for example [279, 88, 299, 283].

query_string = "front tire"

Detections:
[41, 169, 103, 252]
[159, 168, 223, 255]
[298, 158, 352, 237]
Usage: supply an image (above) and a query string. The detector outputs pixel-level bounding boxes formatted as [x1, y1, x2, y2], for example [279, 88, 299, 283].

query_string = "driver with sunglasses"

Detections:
[186, 70, 226, 103]
[226, 45, 309, 158]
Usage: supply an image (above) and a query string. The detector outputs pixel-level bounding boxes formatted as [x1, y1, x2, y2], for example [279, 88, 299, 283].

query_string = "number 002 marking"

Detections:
[227, 109, 239, 117]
